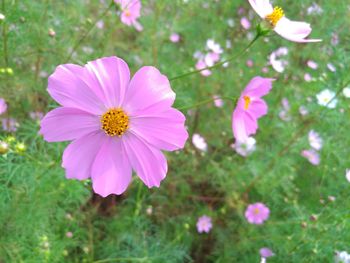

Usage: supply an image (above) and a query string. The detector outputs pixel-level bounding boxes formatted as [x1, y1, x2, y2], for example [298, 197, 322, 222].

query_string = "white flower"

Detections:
[0, 13, 5, 21]
[335, 251, 350, 263]
[316, 89, 338, 109]
[233, 137, 256, 157]
[346, 169, 350, 183]
[343, 87, 350, 98]
[308, 130, 323, 151]
[269, 47, 289, 73]
[206, 39, 223, 54]
[192, 133, 208, 152]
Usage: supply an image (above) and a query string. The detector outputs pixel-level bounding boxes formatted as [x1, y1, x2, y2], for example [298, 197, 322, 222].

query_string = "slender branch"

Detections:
[178, 96, 237, 111]
[65, 1, 115, 62]
[169, 33, 261, 82]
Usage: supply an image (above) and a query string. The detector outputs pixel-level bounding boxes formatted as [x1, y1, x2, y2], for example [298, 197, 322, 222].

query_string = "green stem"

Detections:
[178, 96, 237, 111]
[169, 33, 261, 82]
[65, 1, 115, 62]
[2, 0, 8, 67]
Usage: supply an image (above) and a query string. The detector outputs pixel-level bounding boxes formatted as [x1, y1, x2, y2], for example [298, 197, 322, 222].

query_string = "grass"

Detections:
[0, 0, 350, 262]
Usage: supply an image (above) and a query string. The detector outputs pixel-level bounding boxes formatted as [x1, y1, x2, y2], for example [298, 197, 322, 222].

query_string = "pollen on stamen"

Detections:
[101, 108, 129, 137]
[266, 6, 284, 27]
[243, 95, 251, 110]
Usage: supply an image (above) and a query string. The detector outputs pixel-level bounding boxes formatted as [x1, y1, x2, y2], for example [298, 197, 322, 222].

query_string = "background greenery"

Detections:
[0, 0, 349, 262]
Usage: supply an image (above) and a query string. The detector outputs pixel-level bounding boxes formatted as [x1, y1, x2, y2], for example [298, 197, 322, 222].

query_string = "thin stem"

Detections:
[2, 0, 8, 67]
[242, 78, 350, 199]
[169, 33, 261, 82]
[65, 1, 115, 62]
[178, 96, 237, 111]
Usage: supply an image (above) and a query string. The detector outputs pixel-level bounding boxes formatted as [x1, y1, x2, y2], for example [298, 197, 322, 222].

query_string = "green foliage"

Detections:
[0, 0, 350, 262]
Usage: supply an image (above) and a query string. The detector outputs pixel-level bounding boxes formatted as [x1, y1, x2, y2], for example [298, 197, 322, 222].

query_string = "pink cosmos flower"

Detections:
[2, 118, 18, 132]
[232, 77, 274, 142]
[245, 202, 270, 225]
[307, 60, 318, 70]
[213, 95, 224, 108]
[40, 56, 188, 197]
[192, 133, 207, 152]
[195, 59, 212, 77]
[241, 16, 251, 30]
[260, 247, 274, 258]
[0, 98, 7, 115]
[248, 0, 321, 43]
[301, 149, 320, 166]
[115, 0, 143, 31]
[170, 33, 180, 43]
[308, 130, 323, 151]
[196, 215, 212, 233]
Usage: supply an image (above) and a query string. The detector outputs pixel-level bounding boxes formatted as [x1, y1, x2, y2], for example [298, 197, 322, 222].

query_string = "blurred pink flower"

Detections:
[196, 215, 212, 233]
[260, 247, 274, 258]
[115, 0, 143, 31]
[304, 73, 312, 82]
[40, 56, 188, 197]
[246, 59, 254, 68]
[248, 0, 321, 42]
[232, 77, 274, 142]
[307, 60, 318, 70]
[346, 169, 350, 183]
[269, 47, 288, 73]
[170, 33, 180, 43]
[213, 95, 224, 108]
[2, 118, 18, 132]
[232, 136, 256, 157]
[0, 98, 7, 115]
[240, 16, 251, 30]
[195, 59, 212, 77]
[301, 149, 320, 165]
[245, 203, 270, 225]
[192, 133, 207, 152]
[308, 130, 323, 151]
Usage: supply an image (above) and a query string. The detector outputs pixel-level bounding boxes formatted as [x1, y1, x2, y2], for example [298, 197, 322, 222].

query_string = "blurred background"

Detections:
[0, 0, 350, 262]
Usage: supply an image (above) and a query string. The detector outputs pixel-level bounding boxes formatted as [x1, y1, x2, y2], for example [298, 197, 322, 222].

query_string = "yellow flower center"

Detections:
[125, 9, 131, 17]
[266, 6, 284, 27]
[101, 108, 129, 137]
[253, 208, 260, 215]
[243, 95, 251, 110]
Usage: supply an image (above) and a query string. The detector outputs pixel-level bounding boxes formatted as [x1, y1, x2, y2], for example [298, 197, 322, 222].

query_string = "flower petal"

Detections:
[91, 138, 132, 197]
[130, 108, 188, 151]
[85, 56, 130, 108]
[40, 107, 100, 142]
[274, 17, 322, 43]
[243, 76, 274, 98]
[232, 109, 258, 142]
[48, 64, 106, 114]
[248, 98, 268, 119]
[248, 0, 273, 18]
[123, 133, 167, 188]
[62, 132, 107, 180]
[123, 66, 175, 114]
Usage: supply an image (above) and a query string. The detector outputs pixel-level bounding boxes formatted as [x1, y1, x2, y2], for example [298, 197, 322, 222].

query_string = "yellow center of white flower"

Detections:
[101, 108, 129, 137]
[243, 96, 251, 110]
[266, 6, 284, 27]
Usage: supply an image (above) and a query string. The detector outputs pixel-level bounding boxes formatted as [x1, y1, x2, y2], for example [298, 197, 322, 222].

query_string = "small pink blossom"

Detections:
[170, 33, 180, 43]
[192, 133, 207, 152]
[246, 59, 254, 68]
[346, 169, 350, 183]
[307, 60, 318, 70]
[304, 73, 312, 82]
[301, 149, 320, 166]
[196, 215, 212, 233]
[245, 203, 270, 225]
[195, 59, 211, 77]
[248, 0, 321, 42]
[66, 232, 73, 238]
[260, 247, 274, 258]
[213, 95, 224, 108]
[269, 47, 288, 73]
[2, 118, 18, 132]
[0, 98, 7, 115]
[308, 130, 323, 151]
[232, 136, 256, 157]
[240, 17, 251, 30]
[232, 77, 274, 142]
[115, 0, 143, 31]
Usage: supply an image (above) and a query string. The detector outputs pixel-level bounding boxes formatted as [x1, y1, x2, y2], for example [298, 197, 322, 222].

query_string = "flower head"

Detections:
[245, 202, 270, 225]
[316, 89, 338, 109]
[170, 33, 180, 43]
[308, 130, 323, 151]
[0, 98, 7, 115]
[233, 136, 256, 157]
[40, 56, 188, 197]
[196, 215, 212, 233]
[232, 77, 274, 142]
[192, 133, 207, 152]
[301, 149, 320, 166]
[115, 0, 143, 31]
[248, 0, 321, 43]
[259, 247, 274, 258]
